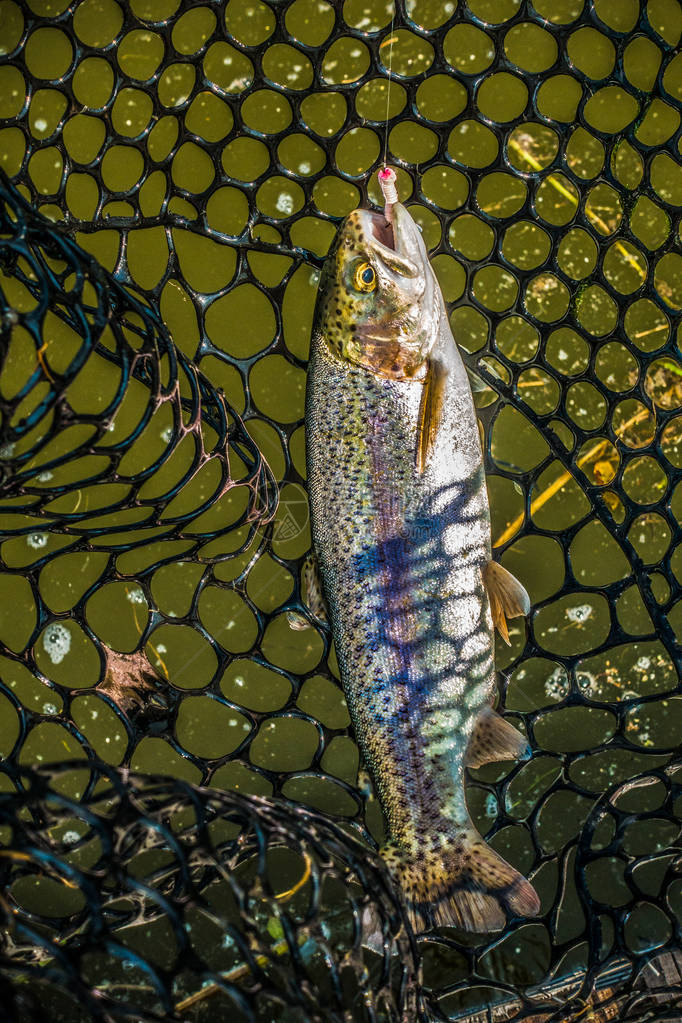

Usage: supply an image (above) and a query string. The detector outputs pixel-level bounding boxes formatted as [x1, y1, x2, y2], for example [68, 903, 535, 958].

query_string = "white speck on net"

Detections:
[299, 160, 311, 174]
[0, 442, 16, 458]
[42, 623, 71, 664]
[27, 533, 48, 549]
[34, 118, 48, 131]
[37, 470, 53, 482]
[42, 702, 58, 715]
[161, 427, 173, 442]
[276, 192, 295, 215]
[127, 587, 146, 604]
[62, 830, 80, 845]
[635, 656, 651, 671]
[155, 643, 167, 654]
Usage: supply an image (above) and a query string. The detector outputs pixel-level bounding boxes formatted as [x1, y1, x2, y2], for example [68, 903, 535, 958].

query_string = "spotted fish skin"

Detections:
[306, 203, 539, 933]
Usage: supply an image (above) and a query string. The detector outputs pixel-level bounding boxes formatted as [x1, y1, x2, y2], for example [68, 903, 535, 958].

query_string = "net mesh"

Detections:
[0, 0, 681, 1019]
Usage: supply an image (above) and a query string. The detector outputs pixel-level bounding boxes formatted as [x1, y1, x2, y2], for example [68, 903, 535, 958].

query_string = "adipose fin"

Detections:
[464, 706, 530, 769]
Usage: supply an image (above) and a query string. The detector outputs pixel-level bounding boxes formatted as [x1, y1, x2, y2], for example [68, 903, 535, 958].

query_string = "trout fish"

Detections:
[304, 190, 540, 933]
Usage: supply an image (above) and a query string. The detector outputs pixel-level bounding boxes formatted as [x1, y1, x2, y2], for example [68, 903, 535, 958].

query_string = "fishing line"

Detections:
[382, 2, 396, 168]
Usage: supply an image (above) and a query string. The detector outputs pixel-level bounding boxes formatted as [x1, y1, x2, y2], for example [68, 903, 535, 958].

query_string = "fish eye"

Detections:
[354, 261, 376, 293]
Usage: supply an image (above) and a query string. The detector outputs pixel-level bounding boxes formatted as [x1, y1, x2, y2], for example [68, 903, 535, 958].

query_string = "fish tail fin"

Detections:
[382, 830, 540, 934]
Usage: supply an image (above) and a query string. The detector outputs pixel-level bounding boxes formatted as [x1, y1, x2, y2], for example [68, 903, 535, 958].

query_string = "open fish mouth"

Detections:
[357, 208, 420, 280]
[368, 210, 394, 251]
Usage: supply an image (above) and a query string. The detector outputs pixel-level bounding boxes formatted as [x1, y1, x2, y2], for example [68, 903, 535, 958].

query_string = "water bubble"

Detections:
[42, 623, 71, 665]
[42, 702, 58, 715]
[566, 603, 592, 623]
[577, 672, 596, 697]
[126, 587, 146, 604]
[545, 667, 568, 700]
[27, 533, 48, 549]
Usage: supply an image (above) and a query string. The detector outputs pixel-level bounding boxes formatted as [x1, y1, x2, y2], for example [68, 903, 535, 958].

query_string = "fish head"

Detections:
[315, 203, 441, 379]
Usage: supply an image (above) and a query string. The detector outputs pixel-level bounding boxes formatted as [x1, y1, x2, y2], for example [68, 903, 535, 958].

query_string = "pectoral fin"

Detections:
[287, 551, 328, 631]
[416, 357, 448, 474]
[464, 706, 530, 769]
[483, 561, 530, 645]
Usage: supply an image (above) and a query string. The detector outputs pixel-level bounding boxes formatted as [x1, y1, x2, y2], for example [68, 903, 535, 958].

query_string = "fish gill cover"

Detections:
[0, 0, 680, 1020]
